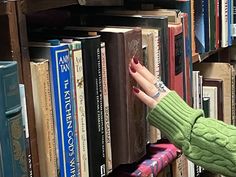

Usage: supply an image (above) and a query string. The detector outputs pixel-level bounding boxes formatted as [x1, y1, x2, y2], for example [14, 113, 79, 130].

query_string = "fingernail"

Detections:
[132, 86, 140, 94]
[130, 66, 136, 73]
[133, 57, 139, 64]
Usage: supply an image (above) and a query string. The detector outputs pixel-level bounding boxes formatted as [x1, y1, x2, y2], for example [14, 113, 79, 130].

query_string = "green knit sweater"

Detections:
[147, 91, 236, 177]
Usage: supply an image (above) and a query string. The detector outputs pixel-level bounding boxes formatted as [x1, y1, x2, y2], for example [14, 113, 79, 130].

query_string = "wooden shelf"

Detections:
[192, 48, 223, 63]
[20, 0, 78, 14]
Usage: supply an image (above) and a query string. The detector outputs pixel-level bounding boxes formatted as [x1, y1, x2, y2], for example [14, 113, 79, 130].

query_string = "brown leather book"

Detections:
[97, 26, 147, 169]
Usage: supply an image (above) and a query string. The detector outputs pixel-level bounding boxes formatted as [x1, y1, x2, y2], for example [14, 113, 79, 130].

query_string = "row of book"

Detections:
[27, 8, 193, 175]
[25, 3, 214, 177]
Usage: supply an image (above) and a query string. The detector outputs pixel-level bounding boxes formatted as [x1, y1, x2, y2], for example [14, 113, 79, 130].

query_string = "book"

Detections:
[19, 84, 33, 177]
[0, 61, 28, 177]
[29, 41, 78, 177]
[194, 0, 206, 53]
[77, 35, 106, 177]
[115, 142, 179, 177]
[181, 13, 192, 106]
[67, 40, 90, 177]
[30, 60, 57, 177]
[194, 62, 233, 124]
[70, 13, 169, 85]
[203, 87, 217, 118]
[220, 0, 229, 47]
[168, 23, 184, 98]
[142, 28, 162, 143]
[100, 42, 113, 174]
[203, 78, 224, 121]
[203, 97, 210, 118]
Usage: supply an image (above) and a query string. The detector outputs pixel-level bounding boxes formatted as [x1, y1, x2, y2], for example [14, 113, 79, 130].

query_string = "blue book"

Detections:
[29, 40, 78, 177]
[194, 0, 206, 53]
[0, 61, 28, 177]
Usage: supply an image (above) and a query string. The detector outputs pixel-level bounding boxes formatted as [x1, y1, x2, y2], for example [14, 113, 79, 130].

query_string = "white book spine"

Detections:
[73, 49, 90, 177]
[101, 43, 113, 174]
[221, 0, 229, 47]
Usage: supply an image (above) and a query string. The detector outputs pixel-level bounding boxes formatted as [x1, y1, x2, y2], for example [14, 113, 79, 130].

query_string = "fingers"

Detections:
[129, 66, 158, 97]
[132, 86, 157, 108]
[130, 57, 157, 84]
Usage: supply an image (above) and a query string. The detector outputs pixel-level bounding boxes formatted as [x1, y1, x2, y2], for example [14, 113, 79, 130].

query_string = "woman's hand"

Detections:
[129, 57, 170, 108]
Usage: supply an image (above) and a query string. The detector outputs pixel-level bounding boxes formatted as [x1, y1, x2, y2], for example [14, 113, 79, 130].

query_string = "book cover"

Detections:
[77, 35, 106, 177]
[0, 61, 28, 177]
[19, 84, 33, 177]
[209, 0, 216, 50]
[220, 0, 229, 47]
[70, 13, 169, 86]
[203, 87, 218, 118]
[181, 13, 192, 106]
[168, 23, 184, 98]
[30, 60, 57, 177]
[194, 0, 206, 54]
[68, 40, 90, 177]
[115, 143, 179, 177]
[100, 42, 113, 174]
[29, 41, 78, 177]
[203, 78, 224, 121]
[142, 28, 162, 143]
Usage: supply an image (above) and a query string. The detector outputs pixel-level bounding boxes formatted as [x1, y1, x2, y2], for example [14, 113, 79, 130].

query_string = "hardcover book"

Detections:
[168, 23, 184, 98]
[77, 35, 106, 177]
[0, 61, 28, 177]
[203, 78, 224, 121]
[30, 60, 57, 177]
[29, 41, 78, 177]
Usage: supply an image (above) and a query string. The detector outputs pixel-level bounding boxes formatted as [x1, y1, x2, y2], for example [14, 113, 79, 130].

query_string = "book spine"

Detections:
[232, 0, 236, 37]
[221, 0, 229, 47]
[153, 30, 161, 80]
[0, 61, 28, 177]
[50, 45, 77, 177]
[101, 43, 113, 175]
[72, 46, 90, 177]
[19, 84, 34, 177]
[81, 37, 106, 177]
[231, 66, 235, 125]
[216, 0, 220, 48]
[96, 40, 106, 177]
[203, 0, 209, 52]
[30, 61, 57, 177]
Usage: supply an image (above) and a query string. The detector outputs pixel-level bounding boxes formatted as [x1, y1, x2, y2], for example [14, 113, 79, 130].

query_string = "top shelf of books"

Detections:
[20, 0, 78, 14]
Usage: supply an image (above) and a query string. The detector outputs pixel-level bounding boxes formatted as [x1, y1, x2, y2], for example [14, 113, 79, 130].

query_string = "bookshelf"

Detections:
[1, 0, 236, 177]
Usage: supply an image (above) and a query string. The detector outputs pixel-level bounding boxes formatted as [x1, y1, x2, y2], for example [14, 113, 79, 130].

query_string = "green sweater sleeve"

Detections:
[147, 91, 236, 177]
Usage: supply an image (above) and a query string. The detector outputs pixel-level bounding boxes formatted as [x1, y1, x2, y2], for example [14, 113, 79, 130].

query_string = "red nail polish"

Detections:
[133, 57, 139, 64]
[133, 87, 140, 94]
[130, 66, 136, 73]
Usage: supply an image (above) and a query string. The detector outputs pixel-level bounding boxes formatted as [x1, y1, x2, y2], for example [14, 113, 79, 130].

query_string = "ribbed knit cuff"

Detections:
[147, 91, 203, 148]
